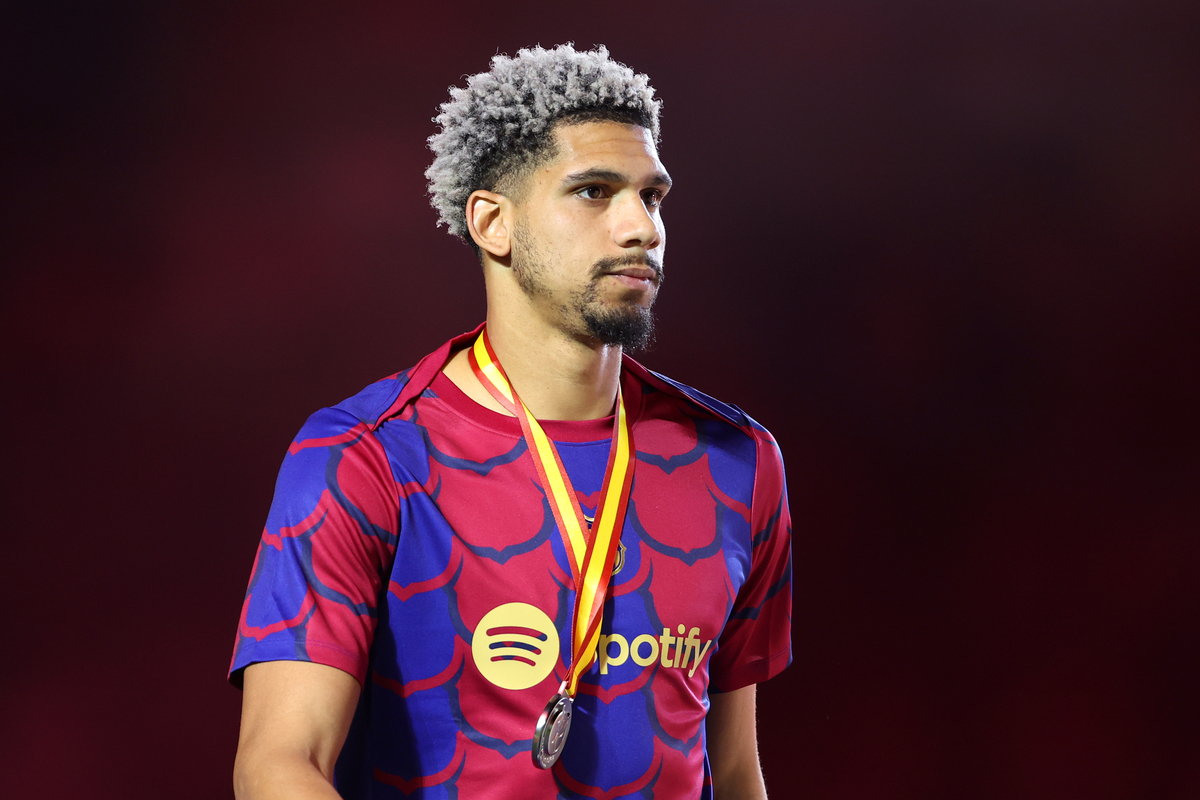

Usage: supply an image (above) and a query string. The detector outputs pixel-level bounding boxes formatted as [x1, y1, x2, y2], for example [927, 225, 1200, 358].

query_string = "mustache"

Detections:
[592, 254, 664, 284]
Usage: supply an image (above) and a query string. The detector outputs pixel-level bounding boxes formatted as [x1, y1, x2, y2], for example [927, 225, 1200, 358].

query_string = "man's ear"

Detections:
[465, 190, 512, 258]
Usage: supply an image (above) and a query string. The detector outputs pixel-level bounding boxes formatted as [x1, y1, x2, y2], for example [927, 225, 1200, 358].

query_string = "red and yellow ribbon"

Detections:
[469, 328, 634, 696]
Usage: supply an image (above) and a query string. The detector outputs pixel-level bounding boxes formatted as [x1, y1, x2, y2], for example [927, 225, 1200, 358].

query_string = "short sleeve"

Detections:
[709, 423, 793, 692]
[228, 407, 399, 687]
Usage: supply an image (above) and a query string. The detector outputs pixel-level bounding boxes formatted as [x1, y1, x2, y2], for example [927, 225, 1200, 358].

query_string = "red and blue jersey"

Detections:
[230, 326, 792, 799]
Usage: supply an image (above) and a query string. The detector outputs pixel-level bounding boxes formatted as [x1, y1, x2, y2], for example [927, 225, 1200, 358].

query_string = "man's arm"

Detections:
[707, 683, 768, 799]
[233, 660, 361, 800]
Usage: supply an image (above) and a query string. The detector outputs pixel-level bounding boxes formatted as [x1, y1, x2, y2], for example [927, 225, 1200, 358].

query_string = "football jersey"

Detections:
[230, 325, 792, 799]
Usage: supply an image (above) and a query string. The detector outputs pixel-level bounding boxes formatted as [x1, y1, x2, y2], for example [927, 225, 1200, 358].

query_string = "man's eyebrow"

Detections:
[562, 168, 673, 188]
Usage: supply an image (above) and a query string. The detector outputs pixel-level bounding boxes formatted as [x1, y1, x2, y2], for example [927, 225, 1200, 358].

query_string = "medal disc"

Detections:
[531, 693, 573, 769]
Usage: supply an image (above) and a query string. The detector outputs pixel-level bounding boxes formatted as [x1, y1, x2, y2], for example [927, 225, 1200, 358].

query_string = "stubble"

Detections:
[511, 220, 660, 351]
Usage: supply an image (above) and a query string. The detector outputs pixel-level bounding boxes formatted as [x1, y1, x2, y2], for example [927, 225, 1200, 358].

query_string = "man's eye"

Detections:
[579, 186, 606, 200]
[643, 190, 663, 209]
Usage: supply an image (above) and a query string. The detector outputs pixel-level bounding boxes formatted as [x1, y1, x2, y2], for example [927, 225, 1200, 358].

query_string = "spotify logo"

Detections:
[471, 603, 561, 690]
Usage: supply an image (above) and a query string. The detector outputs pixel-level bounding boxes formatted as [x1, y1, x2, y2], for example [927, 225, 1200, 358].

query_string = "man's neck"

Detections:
[443, 317, 622, 421]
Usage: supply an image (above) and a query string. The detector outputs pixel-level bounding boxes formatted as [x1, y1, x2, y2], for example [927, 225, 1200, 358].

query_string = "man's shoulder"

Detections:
[290, 369, 417, 445]
[303, 324, 471, 434]
[625, 356, 778, 437]
[636, 365, 748, 428]
[328, 370, 414, 426]
[628, 362, 788, 516]
[314, 325, 478, 433]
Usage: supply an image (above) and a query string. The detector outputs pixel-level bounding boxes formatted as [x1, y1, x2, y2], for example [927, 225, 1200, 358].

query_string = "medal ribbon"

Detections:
[469, 328, 634, 697]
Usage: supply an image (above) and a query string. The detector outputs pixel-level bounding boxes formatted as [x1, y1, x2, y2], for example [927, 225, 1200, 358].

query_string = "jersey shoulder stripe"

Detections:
[622, 356, 749, 429]
[329, 371, 410, 426]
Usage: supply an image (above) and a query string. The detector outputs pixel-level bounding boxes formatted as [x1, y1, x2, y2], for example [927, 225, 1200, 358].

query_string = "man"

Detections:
[231, 44, 792, 799]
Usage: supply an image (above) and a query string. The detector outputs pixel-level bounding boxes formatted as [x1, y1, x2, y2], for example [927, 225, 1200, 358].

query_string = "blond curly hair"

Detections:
[425, 44, 662, 244]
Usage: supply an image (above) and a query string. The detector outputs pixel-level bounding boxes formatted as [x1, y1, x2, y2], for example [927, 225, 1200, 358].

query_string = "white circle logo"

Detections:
[471, 603, 560, 690]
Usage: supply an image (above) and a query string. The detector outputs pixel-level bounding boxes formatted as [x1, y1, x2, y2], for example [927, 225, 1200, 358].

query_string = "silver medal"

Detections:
[531, 692, 573, 769]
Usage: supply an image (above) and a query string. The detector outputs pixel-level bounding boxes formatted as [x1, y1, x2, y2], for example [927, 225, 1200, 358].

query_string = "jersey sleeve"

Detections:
[709, 422, 793, 692]
[228, 407, 400, 687]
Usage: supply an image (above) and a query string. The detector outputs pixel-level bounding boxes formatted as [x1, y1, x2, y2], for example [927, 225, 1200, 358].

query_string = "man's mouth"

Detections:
[606, 265, 657, 282]
[594, 255, 664, 286]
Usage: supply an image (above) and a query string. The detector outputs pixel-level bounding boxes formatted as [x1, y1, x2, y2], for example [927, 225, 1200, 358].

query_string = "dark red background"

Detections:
[3, 1, 1198, 797]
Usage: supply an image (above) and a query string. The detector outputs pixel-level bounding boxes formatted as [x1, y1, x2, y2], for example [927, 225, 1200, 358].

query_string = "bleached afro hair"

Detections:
[425, 44, 662, 243]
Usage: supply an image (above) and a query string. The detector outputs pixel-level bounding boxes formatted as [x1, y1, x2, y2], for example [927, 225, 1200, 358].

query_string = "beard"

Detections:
[511, 223, 661, 352]
[574, 276, 657, 351]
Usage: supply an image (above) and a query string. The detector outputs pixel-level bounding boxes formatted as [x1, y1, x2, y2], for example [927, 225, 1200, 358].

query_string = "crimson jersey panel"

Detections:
[230, 332, 792, 800]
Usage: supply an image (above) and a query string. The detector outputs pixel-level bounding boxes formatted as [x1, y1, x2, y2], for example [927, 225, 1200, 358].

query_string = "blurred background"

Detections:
[3, 1, 1197, 797]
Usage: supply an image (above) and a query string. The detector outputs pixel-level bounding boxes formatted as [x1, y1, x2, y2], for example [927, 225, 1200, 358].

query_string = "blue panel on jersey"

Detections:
[267, 445, 335, 527]
[332, 375, 405, 426]
[244, 540, 311, 626]
[372, 683, 459, 782]
[563, 691, 655, 790]
[555, 439, 610, 509]
[375, 420, 434, 486]
[581, 592, 654, 688]
[384, 588, 456, 682]
[699, 418, 756, 589]
[611, 527, 643, 589]
[392, 495, 454, 586]
[697, 417, 755, 509]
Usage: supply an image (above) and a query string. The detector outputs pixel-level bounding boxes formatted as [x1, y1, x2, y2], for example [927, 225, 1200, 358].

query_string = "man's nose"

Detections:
[612, 192, 662, 250]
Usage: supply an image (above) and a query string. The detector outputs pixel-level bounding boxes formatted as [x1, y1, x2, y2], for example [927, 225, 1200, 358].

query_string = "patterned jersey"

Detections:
[229, 326, 792, 799]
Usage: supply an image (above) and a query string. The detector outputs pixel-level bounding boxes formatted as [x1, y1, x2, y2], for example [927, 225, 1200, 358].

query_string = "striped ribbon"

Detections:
[469, 328, 634, 696]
